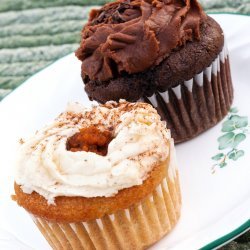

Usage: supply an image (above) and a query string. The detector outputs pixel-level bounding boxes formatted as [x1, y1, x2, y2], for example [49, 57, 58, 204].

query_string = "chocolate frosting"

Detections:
[76, 0, 206, 81]
[83, 16, 224, 103]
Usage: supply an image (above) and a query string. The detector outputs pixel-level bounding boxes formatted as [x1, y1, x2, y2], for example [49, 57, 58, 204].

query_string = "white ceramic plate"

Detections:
[0, 14, 249, 250]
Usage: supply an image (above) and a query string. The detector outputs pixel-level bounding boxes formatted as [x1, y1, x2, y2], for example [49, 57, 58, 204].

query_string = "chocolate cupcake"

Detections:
[76, 0, 233, 143]
[14, 101, 181, 249]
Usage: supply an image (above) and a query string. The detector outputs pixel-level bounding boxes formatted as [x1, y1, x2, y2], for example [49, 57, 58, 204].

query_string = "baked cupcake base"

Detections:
[142, 44, 233, 144]
[16, 140, 181, 250]
[34, 173, 181, 249]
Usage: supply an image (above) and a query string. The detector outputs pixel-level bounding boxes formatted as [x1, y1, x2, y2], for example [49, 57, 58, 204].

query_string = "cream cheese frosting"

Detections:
[15, 101, 172, 204]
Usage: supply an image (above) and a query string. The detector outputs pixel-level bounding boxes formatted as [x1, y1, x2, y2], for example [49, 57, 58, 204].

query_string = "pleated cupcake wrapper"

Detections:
[32, 174, 181, 250]
[30, 142, 181, 250]
[142, 44, 233, 143]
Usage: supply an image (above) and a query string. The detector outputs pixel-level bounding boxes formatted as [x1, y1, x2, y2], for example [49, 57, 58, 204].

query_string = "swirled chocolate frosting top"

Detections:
[76, 0, 206, 81]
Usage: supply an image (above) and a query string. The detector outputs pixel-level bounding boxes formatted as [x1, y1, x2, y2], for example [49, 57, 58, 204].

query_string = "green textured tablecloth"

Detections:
[0, 0, 249, 248]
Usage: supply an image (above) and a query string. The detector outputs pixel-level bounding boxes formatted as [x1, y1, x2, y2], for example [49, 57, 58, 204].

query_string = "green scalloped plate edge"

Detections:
[206, 12, 250, 16]
[201, 220, 250, 250]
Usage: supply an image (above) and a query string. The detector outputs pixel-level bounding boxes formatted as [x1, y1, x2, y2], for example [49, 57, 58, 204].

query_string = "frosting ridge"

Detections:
[15, 101, 172, 203]
[76, 0, 206, 81]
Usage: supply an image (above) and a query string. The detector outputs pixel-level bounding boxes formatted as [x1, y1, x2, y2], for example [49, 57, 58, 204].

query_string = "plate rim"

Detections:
[201, 220, 250, 250]
[206, 12, 250, 17]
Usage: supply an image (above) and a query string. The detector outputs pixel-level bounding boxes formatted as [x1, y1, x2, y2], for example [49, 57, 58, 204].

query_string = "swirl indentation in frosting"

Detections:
[67, 127, 113, 155]
[15, 101, 172, 203]
[76, 0, 206, 81]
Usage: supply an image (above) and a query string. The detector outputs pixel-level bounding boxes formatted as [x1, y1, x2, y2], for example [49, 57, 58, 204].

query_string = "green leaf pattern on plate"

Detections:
[212, 107, 249, 172]
[228, 150, 245, 161]
[211, 153, 225, 161]
[218, 132, 235, 149]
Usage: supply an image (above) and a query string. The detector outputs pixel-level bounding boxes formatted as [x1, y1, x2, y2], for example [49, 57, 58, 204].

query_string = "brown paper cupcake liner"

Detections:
[31, 142, 181, 250]
[142, 44, 233, 143]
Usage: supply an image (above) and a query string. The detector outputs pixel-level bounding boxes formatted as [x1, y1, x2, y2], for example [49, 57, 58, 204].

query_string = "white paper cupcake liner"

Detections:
[141, 44, 233, 143]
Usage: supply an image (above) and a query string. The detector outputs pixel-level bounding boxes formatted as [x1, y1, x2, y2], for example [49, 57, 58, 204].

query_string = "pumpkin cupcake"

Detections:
[76, 0, 233, 143]
[13, 101, 181, 250]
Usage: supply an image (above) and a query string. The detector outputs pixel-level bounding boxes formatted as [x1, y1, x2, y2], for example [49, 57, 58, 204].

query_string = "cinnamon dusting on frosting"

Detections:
[76, 0, 206, 81]
[15, 101, 172, 202]
[19, 138, 25, 145]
